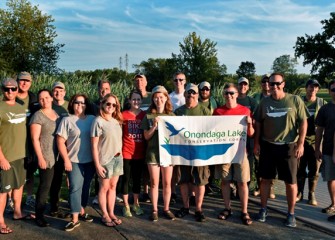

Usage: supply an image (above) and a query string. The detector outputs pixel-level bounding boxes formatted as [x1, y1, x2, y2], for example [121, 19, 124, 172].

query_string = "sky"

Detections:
[1, 0, 334, 74]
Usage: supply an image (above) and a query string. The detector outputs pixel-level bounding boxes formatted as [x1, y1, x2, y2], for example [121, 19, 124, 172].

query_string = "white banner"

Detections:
[158, 116, 247, 166]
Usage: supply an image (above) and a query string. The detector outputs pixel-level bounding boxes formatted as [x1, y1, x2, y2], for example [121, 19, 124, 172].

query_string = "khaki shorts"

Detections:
[321, 155, 335, 181]
[215, 153, 250, 183]
[178, 165, 210, 186]
[0, 158, 26, 193]
[102, 155, 123, 178]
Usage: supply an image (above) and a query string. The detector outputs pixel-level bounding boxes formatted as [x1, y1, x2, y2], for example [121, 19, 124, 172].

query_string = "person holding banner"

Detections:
[141, 85, 176, 222]
[213, 83, 254, 225]
[254, 73, 308, 228]
[174, 83, 211, 222]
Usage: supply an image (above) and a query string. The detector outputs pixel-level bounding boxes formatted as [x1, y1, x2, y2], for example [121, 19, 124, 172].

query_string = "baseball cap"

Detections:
[18, 71, 32, 81]
[305, 79, 320, 88]
[2, 77, 18, 87]
[238, 77, 249, 85]
[134, 74, 147, 80]
[152, 85, 168, 95]
[199, 81, 211, 90]
[52, 81, 65, 90]
[185, 83, 199, 94]
[261, 74, 270, 81]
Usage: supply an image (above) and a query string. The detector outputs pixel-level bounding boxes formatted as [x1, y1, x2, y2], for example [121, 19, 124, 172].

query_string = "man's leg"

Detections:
[195, 185, 205, 212]
[260, 179, 271, 208]
[0, 193, 7, 228]
[286, 183, 297, 214]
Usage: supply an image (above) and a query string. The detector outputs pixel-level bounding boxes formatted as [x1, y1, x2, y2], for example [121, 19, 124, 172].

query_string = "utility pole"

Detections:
[119, 56, 123, 70]
[125, 53, 129, 73]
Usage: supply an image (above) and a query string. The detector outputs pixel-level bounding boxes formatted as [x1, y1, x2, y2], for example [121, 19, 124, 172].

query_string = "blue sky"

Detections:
[1, 0, 333, 74]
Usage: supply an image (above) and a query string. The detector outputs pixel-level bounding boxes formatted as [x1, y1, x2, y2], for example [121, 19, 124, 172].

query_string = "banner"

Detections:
[158, 115, 247, 167]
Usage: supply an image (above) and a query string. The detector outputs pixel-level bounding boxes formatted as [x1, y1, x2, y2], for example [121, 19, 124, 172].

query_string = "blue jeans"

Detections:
[67, 162, 95, 213]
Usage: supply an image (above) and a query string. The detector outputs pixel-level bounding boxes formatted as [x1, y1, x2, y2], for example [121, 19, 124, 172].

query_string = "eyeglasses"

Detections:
[73, 101, 86, 105]
[106, 102, 117, 107]
[174, 79, 184, 82]
[19, 79, 31, 83]
[200, 87, 210, 91]
[331, 88, 335, 92]
[224, 91, 236, 96]
[2, 87, 18, 92]
[187, 90, 197, 95]
[269, 81, 283, 87]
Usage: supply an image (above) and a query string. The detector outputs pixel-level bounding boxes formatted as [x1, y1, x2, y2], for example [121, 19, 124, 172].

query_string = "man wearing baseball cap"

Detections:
[134, 74, 152, 111]
[198, 81, 218, 114]
[296, 79, 326, 205]
[0, 78, 33, 234]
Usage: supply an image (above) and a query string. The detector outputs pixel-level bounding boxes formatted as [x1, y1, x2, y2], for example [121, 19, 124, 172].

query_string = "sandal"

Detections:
[241, 213, 253, 225]
[101, 218, 115, 227]
[13, 213, 36, 220]
[112, 218, 122, 225]
[218, 208, 232, 220]
[0, 225, 13, 234]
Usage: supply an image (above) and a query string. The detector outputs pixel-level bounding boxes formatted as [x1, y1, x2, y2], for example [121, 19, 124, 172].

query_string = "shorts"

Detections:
[321, 155, 335, 181]
[178, 165, 210, 186]
[0, 158, 26, 193]
[259, 140, 297, 184]
[102, 155, 123, 179]
[215, 153, 250, 183]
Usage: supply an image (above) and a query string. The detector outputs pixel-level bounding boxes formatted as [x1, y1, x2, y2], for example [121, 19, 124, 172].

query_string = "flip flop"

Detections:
[0, 225, 13, 234]
[13, 213, 36, 221]
[112, 218, 122, 225]
[101, 219, 115, 227]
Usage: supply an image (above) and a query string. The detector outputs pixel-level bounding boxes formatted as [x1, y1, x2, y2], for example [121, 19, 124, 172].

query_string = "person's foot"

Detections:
[253, 189, 260, 197]
[308, 192, 317, 206]
[0, 225, 13, 234]
[150, 211, 158, 222]
[257, 208, 268, 222]
[321, 205, 335, 214]
[123, 206, 132, 217]
[132, 204, 144, 216]
[35, 218, 50, 227]
[296, 192, 303, 202]
[284, 213, 297, 228]
[79, 213, 93, 222]
[194, 211, 206, 222]
[163, 210, 176, 220]
[175, 207, 189, 218]
[64, 221, 80, 232]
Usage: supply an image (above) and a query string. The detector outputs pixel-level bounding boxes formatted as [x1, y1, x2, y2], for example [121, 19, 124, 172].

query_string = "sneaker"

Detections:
[65, 221, 80, 232]
[123, 206, 132, 217]
[194, 211, 206, 222]
[5, 198, 14, 213]
[150, 211, 158, 222]
[25, 195, 36, 208]
[116, 196, 124, 203]
[132, 204, 144, 216]
[322, 205, 335, 214]
[92, 196, 99, 205]
[175, 207, 190, 218]
[163, 210, 176, 220]
[284, 213, 297, 228]
[257, 208, 268, 222]
[79, 213, 93, 222]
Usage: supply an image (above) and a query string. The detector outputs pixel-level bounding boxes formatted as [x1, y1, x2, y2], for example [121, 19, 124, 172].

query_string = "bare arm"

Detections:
[0, 146, 11, 171]
[246, 116, 254, 137]
[295, 119, 307, 159]
[144, 117, 159, 141]
[57, 135, 72, 171]
[30, 123, 47, 169]
[315, 126, 324, 160]
[91, 136, 106, 178]
[253, 121, 261, 156]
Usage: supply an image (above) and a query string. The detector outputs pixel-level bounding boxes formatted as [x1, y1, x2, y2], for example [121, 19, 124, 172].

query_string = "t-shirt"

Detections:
[213, 104, 252, 117]
[254, 93, 309, 143]
[237, 96, 257, 113]
[91, 116, 122, 165]
[29, 110, 61, 168]
[169, 91, 185, 111]
[56, 114, 95, 164]
[53, 101, 69, 118]
[174, 104, 211, 117]
[141, 112, 175, 164]
[122, 110, 146, 160]
[0, 102, 27, 162]
[315, 102, 335, 155]
[198, 96, 218, 114]
[140, 92, 152, 111]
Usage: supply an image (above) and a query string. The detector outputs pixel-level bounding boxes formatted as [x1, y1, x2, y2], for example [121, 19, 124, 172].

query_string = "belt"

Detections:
[267, 141, 294, 145]
[114, 153, 121, 157]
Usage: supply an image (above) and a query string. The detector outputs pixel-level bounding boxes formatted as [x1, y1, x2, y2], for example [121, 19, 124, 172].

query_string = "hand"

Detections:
[64, 160, 72, 172]
[253, 142, 260, 157]
[153, 117, 160, 128]
[38, 158, 47, 169]
[294, 143, 304, 159]
[96, 165, 106, 178]
[246, 116, 252, 125]
[0, 158, 11, 171]
[315, 149, 322, 160]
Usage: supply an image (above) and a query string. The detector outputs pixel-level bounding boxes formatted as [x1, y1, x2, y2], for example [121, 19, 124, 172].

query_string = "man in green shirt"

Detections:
[134, 74, 152, 111]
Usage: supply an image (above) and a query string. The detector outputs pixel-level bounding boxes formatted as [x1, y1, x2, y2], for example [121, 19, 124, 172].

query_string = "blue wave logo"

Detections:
[161, 143, 233, 160]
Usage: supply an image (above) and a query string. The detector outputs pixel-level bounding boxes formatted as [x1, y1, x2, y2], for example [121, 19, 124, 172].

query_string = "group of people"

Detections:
[0, 70, 334, 235]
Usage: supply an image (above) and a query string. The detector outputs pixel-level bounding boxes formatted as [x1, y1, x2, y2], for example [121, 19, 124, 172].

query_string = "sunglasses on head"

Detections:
[2, 86, 18, 92]
[187, 90, 197, 95]
[269, 81, 283, 87]
[224, 91, 236, 96]
[73, 101, 86, 105]
[200, 87, 210, 91]
[106, 102, 117, 107]
[174, 78, 184, 82]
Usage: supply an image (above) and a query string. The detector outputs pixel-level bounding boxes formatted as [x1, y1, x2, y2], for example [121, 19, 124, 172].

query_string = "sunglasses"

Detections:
[200, 87, 210, 91]
[19, 79, 31, 83]
[187, 90, 197, 95]
[106, 102, 117, 107]
[73, 101, 86, 105]
[2, 87, 18, 92]
[224, 91, 236, 96]
[174, 78, 184, 82]
[331, 88, 335, 92]
[269, 81, 283, 87]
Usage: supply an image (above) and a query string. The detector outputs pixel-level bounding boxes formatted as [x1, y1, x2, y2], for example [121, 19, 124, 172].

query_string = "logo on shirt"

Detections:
[6, 112, 26, 124]
[266, 106, 292, 118]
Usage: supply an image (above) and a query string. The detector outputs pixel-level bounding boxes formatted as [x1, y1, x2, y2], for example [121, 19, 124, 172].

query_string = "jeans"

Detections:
[36, 166, 54, 219]
[68, 162, 95, 213]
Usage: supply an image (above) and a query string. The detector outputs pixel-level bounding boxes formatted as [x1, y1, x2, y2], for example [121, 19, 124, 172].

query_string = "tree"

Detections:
[172, 32, 225, 84]
[236, 61, 256, 86]
[295, 12, 335, 83]
[0, 0, 64, 74]
[272, 54, 298, 75]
